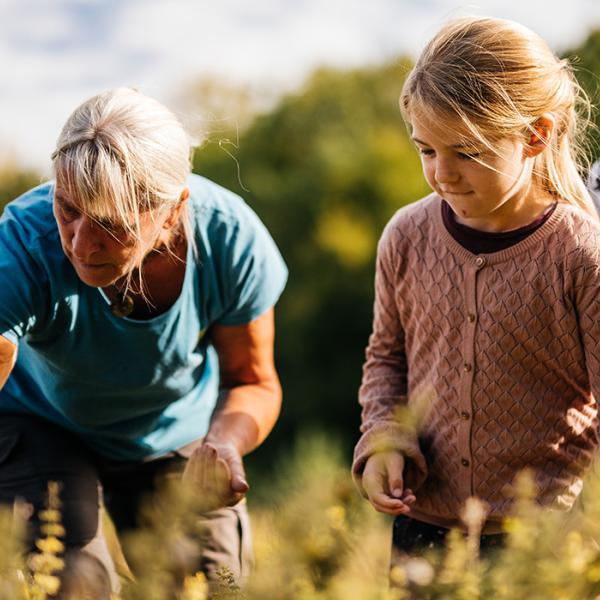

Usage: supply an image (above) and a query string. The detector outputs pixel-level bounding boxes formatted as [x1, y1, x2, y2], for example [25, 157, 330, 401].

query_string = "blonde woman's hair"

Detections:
[400, 16, 597, 219]
[51, 87, 193, 293]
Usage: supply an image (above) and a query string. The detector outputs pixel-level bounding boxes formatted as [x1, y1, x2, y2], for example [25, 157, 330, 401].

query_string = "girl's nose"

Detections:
[435, 159, 460, 184]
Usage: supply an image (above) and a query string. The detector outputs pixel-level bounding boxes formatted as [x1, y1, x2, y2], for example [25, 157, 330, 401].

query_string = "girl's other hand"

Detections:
[362, 451, 416, 515]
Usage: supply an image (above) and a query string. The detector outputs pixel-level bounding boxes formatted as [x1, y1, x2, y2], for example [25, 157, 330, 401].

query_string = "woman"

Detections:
[0, 88, 287, 597]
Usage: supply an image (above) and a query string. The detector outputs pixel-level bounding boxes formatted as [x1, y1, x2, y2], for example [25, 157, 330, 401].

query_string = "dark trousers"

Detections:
[0, 414, 252, 598]
[392, 514, 505, 560]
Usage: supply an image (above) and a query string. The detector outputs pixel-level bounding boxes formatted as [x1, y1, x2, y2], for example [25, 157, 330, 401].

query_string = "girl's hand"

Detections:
[362, 451, 416, 515]
[182, 441, 249, 512]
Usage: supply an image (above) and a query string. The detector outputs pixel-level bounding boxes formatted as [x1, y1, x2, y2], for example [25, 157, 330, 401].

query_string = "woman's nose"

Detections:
[71, 217, 103, 260]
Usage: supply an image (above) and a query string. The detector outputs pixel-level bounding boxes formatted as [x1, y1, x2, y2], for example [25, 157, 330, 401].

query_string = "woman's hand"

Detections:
[362, 451, 416, 515]
[182, 441, 249, 512]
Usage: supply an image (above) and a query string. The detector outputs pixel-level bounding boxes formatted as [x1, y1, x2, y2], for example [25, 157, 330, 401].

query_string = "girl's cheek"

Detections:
[423, 166, 436, 189]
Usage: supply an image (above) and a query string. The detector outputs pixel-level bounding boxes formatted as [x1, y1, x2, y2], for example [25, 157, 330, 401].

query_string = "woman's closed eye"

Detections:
[95, 218, 129, 238]
[57, 203, 80, 223]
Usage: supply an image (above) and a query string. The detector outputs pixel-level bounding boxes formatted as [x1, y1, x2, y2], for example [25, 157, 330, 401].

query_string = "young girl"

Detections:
[352, 16, 600, 557]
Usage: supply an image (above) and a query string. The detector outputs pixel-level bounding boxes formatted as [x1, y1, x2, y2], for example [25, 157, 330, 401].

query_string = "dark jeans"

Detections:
[392, 514, 505, 560]
[0, 414, 252, 598]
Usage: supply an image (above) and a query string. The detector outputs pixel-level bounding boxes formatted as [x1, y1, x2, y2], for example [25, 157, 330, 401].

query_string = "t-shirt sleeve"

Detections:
[0, 212, 48, 344]
[214, 201, 288, 326]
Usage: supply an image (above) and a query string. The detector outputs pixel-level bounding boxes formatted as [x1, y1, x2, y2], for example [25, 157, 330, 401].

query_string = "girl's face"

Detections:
[411, 109, 540, 232]
[53, 185, 166, 289]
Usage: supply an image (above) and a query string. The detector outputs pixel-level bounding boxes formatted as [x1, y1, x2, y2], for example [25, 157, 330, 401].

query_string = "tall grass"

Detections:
[4, 434, 600, 598]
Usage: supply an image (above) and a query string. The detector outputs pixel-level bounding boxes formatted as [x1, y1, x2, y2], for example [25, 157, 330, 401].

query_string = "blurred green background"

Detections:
[1, 33, 599, 476]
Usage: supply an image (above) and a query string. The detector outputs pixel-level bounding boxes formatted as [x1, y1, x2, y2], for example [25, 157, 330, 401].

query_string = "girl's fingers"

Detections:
[371, 500, 412, 515]
[370, 492, 412, 511]
[362, 470, 387, 496]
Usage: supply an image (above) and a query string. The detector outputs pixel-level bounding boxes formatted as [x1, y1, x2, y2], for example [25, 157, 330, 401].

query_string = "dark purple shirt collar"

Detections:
[441, 199, 557, 254]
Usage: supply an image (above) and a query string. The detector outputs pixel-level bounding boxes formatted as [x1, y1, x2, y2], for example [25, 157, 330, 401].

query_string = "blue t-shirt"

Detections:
[0, 174, 288, 460]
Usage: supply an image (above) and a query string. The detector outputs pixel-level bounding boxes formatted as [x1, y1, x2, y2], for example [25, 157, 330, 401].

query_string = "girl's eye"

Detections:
[419, 148, 435, 157]
[458, 151, 481, 160]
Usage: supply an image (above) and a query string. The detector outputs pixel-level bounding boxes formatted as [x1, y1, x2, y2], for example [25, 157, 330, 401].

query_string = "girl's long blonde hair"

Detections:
[400, 16, 597, 219]
[51, 88, 193, 292]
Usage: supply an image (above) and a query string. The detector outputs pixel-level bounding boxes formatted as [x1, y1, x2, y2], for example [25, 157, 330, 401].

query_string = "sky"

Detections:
[1, 0, 600, 173]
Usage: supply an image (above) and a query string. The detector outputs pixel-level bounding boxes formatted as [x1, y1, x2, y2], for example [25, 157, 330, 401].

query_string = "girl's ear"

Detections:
[524, 114, 556, 157]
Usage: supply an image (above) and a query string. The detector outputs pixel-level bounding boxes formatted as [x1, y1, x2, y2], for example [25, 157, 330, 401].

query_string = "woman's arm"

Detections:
[205, 307, 282, 455]
[182, 308, 282, 509]
[0, 336, 17, 390]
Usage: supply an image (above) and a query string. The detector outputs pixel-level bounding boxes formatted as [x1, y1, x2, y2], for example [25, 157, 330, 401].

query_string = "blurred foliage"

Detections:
[8, 436, 600, 598]
[564, 30, 600, 154]
[0, 162, 41, 213]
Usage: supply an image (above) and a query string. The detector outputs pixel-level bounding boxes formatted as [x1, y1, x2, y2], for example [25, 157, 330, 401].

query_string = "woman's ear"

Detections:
[524, 114, 556, 158]
[163, 187, 190, 229]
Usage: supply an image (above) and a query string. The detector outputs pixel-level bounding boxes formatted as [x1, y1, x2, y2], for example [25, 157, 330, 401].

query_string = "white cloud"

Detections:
[1, 0, 600, 171]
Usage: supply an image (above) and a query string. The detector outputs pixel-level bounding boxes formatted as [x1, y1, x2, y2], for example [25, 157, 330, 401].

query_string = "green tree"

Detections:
[563, 29, 600, 154]
[191, 59, 430, 460]
[0, 162, 42, 212]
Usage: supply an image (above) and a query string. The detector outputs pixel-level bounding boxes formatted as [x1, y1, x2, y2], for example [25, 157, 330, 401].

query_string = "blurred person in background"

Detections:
[587, 158, 600, 213]
[0, 88, 287, 598]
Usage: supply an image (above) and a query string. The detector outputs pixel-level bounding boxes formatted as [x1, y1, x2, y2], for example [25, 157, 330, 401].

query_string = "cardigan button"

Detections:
[460, 411, 470, 420]
[467, 313, 475, 323]
[463, 363, 472, 372]
[475, 256, 485, 267]
[461, 459, 470, 467]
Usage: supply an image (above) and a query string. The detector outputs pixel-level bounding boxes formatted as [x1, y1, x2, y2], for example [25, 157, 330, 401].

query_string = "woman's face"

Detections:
[53, 184, 166, 288]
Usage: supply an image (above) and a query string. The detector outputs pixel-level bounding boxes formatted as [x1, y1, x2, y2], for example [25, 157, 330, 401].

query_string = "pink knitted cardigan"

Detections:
[352, 193, 600, 532]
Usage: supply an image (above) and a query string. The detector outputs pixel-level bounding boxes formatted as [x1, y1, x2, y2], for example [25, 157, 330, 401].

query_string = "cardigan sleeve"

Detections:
[352, 224, 427, 496]
[573, 241, 600, 417]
